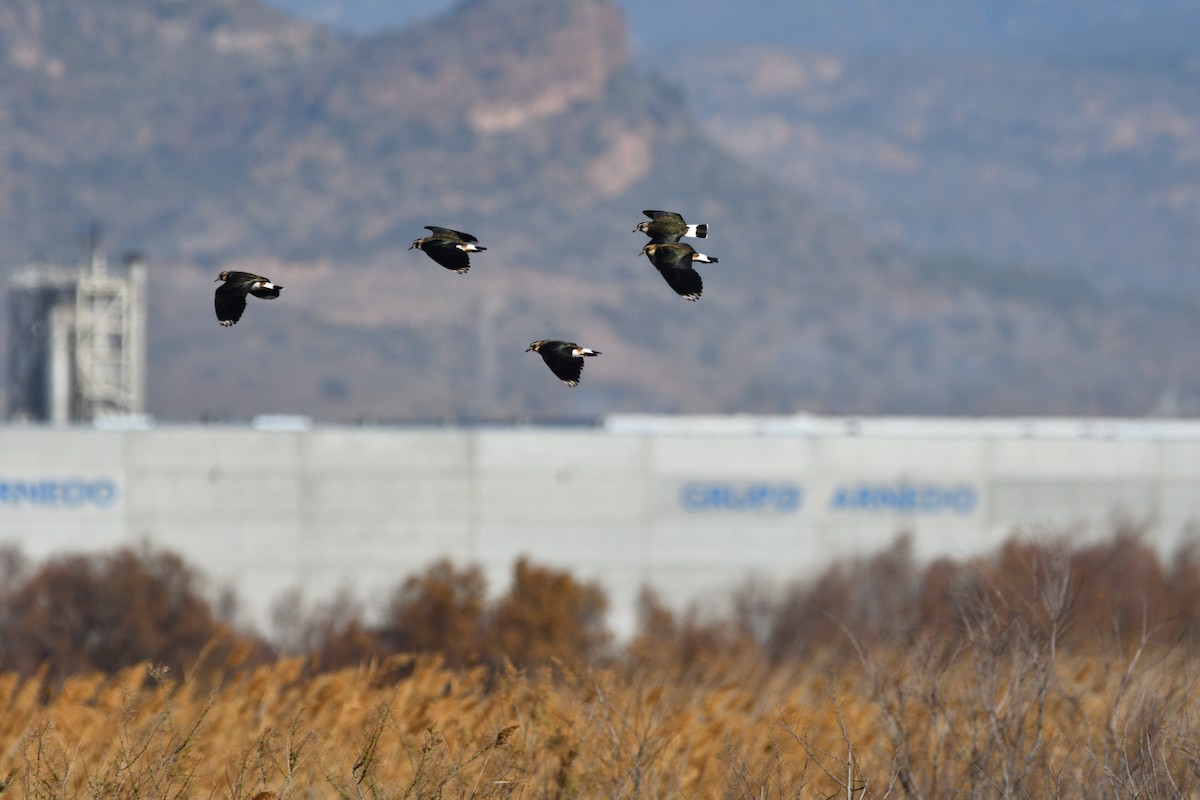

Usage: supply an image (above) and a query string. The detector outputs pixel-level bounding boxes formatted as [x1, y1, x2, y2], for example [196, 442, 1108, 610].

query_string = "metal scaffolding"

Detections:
[6, 237, 146, 423]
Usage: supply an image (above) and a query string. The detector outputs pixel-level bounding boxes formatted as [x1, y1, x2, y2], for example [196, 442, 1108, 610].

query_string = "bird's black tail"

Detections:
[250, 284, 283, 299]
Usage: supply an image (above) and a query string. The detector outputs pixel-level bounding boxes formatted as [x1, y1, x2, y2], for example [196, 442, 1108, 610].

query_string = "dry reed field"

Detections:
[0, 636, 1196, 799]
[2, 531, 1199, 798]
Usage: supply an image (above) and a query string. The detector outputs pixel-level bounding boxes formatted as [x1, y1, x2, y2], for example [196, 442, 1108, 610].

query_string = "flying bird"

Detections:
[526, 340, 601, 387]
[634, 209, 709, 244]
[214, 270, 283, 326]
[409, 226, 486, 273]
[640, 242, 719, 301]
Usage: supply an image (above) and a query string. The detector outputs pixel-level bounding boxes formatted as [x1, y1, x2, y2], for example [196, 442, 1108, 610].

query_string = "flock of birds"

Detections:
[213, 209, 719, 387]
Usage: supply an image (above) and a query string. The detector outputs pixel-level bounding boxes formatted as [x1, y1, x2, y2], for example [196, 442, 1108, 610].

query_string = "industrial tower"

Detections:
[6, 234, 147, 423]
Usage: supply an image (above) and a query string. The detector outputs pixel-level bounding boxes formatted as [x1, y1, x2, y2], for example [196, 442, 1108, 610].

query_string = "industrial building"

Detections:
[0, 415, 1198, 637]
[6, 234, 146, 424]
[4, 238, 1197, 635]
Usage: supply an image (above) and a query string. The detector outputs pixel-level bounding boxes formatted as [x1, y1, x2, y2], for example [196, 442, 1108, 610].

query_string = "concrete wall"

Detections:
[2, 416, 1199, 636]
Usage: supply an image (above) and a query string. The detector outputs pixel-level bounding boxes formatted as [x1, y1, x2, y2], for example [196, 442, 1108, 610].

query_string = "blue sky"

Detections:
[263, 0, 1200, 59]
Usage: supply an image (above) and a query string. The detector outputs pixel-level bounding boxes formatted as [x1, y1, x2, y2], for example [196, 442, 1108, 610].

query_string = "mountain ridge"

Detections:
[653, 43, 1200, 295]
[3, 0, 1200, 422]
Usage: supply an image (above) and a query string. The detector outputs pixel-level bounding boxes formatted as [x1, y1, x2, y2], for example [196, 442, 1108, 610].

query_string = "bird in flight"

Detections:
[214, 270, 283, 326]
[526, 340, 601, 387]
[640, 242, 719, 301]
[634, 209, 709, 244]
[409, 226, 487, 273]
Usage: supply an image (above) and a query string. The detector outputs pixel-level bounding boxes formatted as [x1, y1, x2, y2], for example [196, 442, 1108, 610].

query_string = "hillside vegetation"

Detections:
[3, 0, 1200, 421]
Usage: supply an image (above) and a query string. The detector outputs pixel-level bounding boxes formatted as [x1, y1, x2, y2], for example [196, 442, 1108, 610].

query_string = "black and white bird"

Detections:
[214, 270, 283, 326]
[640, 242, 718, 301]
[409, 226, 486, 273]
[526, 340, 601, 387]
[634, 209, 709, 244]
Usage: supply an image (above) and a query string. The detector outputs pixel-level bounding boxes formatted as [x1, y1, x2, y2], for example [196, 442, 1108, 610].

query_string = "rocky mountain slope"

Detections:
[652, 46, 1200, 295]
[3, 0, 1200, 422]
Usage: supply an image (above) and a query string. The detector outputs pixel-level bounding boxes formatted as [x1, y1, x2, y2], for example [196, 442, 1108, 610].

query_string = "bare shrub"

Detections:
[271, 587, 382, 671]
[377, 559, 487, 669]
[742, 535, 925, 663]
[486, 558, 611, 670]
[626, 588, 757, 678]
[0, 545, 231, 678]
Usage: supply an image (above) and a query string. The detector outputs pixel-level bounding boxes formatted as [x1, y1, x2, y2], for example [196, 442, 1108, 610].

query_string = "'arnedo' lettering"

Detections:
[0, 478, 119, 509]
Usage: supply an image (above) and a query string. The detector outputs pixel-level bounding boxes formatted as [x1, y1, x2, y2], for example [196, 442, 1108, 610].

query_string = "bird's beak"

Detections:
[213, 277, 220, 282]
[525, 346, 532, 352]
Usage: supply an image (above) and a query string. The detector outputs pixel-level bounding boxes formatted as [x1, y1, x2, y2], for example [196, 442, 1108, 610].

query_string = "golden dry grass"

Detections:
[0, 637, 1196, 800]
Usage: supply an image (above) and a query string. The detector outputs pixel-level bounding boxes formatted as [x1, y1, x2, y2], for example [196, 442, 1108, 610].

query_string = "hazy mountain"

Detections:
[3, 0, 1200, 423]
[653, 46, 1200, 295]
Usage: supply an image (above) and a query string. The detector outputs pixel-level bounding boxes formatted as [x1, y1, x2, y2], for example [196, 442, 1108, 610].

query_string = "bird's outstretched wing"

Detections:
[214, 282, 249, 326]
[421, 240, 472, 273]
[656, 265, 703, 301]
[424, 225, 478, 243]
[541, 347, 586, 386]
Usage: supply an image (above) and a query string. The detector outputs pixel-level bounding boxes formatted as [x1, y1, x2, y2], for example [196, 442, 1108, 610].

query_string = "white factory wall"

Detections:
[2, 417, 1199, 637]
